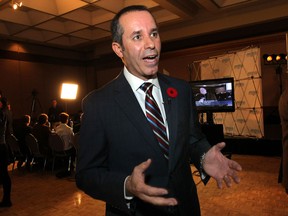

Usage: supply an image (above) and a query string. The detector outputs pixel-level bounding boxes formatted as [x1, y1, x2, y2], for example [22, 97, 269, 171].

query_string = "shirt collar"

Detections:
[123, 66, 160, 92]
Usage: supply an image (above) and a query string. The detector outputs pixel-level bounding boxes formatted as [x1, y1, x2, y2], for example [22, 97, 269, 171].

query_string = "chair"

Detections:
[73, 132, 80, 154]
[72, 132, 80, 168]
[6, 134, 25, 171]
[25, 133, 48, 172]
[49, 133, 72, 173]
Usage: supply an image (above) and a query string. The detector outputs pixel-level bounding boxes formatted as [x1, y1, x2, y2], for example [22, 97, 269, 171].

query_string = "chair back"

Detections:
[6, 134, 21, 155]
[6, 134, 24, 170]
[73, 132, 80, 153]
[49, 133, 72, 173]
[25, 133, 41, 156]
[49, 133, 65, 152]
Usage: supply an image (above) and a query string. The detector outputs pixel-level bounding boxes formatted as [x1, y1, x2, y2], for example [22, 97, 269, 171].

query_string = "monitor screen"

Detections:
[190, 77, 235, 113]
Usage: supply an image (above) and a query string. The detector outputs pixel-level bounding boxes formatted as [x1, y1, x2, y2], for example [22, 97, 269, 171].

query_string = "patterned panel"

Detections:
[194, 47, 264, 138]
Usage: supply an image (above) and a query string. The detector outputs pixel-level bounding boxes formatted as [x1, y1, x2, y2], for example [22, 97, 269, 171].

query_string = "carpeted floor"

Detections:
[0, 154, 287, 216]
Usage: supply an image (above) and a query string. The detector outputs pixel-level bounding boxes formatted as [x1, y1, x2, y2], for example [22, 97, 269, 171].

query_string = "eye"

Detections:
[133, 34, 141, 40]
[151, 31, 158, 38]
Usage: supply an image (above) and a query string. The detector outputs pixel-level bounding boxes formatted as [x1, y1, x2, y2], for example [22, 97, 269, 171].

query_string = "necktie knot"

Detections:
[140, 82, 153, 95]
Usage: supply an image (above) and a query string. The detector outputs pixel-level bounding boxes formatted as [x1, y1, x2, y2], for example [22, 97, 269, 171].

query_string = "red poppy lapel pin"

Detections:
[166, 87, 178, 98]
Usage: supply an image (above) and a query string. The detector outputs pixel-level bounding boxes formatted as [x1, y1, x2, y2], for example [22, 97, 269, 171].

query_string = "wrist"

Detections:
[200, 153, 207, 180]
[200, 152, 206, 169]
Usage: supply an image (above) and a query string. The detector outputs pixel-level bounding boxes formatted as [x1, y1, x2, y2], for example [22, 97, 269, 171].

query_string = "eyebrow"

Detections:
[131, 27, 158, 36]
[151, 27, 158, 32]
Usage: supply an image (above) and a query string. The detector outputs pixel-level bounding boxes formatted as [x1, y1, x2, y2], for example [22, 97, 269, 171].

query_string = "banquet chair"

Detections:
[25, 133, 48, 172]
[48, 133, 72, 173]
[73, 132, 80, 154]
[6, 134, 25, 171]
[72, 132, 80, 168]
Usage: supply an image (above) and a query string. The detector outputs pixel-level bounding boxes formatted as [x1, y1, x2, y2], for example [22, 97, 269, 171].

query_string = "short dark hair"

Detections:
[111, 5, 155, 46]
[38, 113, 48, 125]
[23, 115, 31, 124]
[59, 112, 69, 124]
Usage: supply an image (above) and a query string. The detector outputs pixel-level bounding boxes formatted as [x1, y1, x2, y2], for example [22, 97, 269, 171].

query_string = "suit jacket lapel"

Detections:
[113, 73, 164, 156]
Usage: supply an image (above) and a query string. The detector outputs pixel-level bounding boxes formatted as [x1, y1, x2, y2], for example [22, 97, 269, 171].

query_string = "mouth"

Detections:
[143, 54, 158, 63]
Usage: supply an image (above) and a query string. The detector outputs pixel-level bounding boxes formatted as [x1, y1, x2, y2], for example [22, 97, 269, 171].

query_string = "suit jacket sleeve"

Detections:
[188, 83, 211, 169]
[75, 90, 130, 214]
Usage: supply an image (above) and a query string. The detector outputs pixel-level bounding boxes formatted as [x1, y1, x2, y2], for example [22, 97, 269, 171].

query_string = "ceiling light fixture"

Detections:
[11, 0, 22, 10]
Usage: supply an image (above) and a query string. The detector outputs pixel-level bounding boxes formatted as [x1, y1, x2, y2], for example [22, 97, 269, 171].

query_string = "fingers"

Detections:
[229, 171, 241, 184]
[227, 160, 242, 184]
[216, 175, 231, 189]
[127, 159, 178, 206]
[216, 174, 234, 189]
[140, 193, 178, 206]
[222, 159, 242, 187]
[218, 171, 241, 189]
[216, 179, 223, 189]
[223, 175, 232, 187]
[137, 183, 178, 206]
[229, 160, 242, 172]
[139, 181, 169, 197]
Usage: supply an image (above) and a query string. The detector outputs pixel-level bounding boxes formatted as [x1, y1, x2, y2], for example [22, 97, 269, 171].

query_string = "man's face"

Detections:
[52, 100, 57, 107]
[112, 11, 161, 81]
[200, 88, 207, 95]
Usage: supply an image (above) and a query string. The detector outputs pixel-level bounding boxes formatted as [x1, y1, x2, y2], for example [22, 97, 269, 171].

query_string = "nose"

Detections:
[144, 36, 155, 49]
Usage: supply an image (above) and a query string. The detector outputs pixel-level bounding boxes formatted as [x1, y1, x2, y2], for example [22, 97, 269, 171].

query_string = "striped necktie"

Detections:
[140, 82, 169, 160]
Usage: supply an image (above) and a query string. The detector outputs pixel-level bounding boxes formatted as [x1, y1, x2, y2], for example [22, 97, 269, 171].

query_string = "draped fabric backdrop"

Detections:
[193, 47, 264, 138]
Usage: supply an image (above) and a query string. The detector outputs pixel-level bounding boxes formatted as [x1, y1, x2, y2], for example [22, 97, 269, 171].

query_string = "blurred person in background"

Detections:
[48, 99, 63, 130]
[0, 97, 12, 207]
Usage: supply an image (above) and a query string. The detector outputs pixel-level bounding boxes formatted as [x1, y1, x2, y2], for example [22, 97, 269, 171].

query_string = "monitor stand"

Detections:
[206, 111, 214, 125]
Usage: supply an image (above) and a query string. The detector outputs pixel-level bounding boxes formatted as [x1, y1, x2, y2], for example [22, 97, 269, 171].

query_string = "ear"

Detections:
[112, 42, 124, 58]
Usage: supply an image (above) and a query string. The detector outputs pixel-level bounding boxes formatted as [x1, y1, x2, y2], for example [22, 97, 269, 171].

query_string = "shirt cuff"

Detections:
[124, 176, 134, 200]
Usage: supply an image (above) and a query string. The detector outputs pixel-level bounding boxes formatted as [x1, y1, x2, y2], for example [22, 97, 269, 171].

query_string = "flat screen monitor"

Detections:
[190, 77, 235, 114]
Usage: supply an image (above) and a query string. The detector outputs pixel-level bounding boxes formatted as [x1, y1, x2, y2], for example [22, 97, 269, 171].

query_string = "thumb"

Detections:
[138, 158, 152, 173]
[214, 142, 226, 151]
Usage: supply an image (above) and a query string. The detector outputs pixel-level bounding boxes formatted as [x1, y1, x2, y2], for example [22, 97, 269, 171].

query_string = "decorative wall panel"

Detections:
[193, 47, 264, 138]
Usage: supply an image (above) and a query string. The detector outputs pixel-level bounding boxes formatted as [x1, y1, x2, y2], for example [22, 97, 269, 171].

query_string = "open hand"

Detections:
[125, 159, 178, 206]
[203, 142, 242, 189]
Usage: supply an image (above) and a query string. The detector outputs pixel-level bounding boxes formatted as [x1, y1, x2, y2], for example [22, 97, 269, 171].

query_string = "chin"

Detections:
[142, 72, 157, 80]
[147, 70, 158, 77]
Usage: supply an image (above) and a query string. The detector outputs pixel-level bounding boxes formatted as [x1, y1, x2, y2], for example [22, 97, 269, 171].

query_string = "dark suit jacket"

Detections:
[76, 72, 211, 216]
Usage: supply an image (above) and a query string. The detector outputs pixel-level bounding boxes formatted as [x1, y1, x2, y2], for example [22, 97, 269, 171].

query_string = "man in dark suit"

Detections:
[76, 5, 242, 216]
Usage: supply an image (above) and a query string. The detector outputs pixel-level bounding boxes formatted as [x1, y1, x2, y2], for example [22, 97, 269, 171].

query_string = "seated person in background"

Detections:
[55, 112, 75, 177]
[0, 97, 12, 207]
[32, 113, 52, 157]
[1, 98, 13, 163]
[14, 115, 32, 169]
[55, 112, 74, 151]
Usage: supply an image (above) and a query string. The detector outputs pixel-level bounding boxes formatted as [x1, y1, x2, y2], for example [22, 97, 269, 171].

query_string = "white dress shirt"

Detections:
[55, 123, 74, 151]
[123, 67, 170, 202]
[123, 66, 169, 138]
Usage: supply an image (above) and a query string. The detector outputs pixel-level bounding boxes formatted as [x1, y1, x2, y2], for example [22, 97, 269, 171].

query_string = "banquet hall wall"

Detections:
[0, 33, 285, 143]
